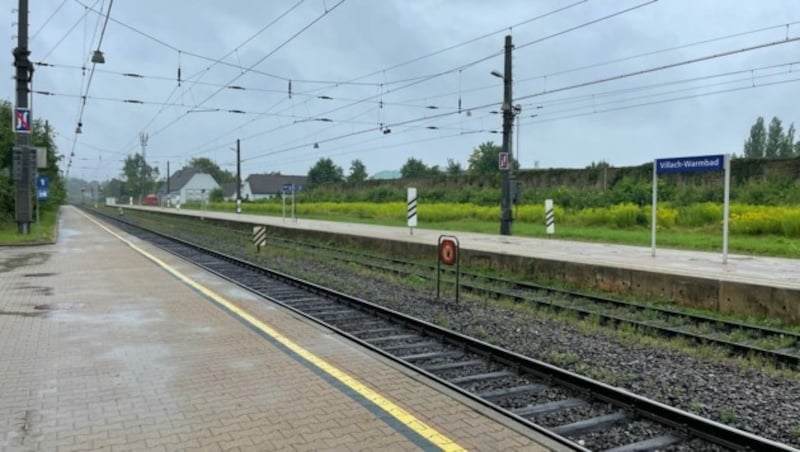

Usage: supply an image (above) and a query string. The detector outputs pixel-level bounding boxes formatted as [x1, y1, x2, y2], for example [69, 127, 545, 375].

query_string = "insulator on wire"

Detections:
[288, 80, 292, 99]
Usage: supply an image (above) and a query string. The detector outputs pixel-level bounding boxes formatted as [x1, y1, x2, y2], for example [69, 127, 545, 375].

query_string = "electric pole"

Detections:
[166, 160, 170, 205]
[499, 35, 514, 236]
[139, 132, 149, 204]
[13, 0, 34, 233]
[236, 139, 242, 213]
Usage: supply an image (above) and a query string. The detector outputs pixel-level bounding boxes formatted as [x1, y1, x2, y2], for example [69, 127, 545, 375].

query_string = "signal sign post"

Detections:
[282, 183, 296, 223]
[436, 235, 460, 303]
[652, 154, 730, 263]
[14, 107, 31, 133]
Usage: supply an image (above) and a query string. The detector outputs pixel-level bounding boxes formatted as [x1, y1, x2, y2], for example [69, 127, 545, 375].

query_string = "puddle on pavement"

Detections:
[52, 308, 163, 327]
[11, 284, 53, 296]
[0, 252, 51, 273]
[23, 272, 57, 278]
[57, 228, 82, 239]
[0, 310, 46, 318]
[0, 302, 82, 318]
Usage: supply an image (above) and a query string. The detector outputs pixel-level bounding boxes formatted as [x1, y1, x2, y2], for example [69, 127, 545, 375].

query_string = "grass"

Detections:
[717, 407, 738, 424]
[0, 209, 59, 245]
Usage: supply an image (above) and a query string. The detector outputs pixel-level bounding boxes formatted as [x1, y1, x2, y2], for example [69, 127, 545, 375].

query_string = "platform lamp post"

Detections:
[491, 34, 514, 236]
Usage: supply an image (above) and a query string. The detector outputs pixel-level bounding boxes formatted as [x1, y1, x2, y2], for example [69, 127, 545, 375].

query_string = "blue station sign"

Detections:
[655, 154, 724, 174]
[36, 175, 50, 201]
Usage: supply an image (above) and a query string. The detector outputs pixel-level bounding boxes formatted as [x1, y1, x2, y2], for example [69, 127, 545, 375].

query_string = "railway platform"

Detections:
[0, 206, 564, 451]
[124, 205, 800, 290]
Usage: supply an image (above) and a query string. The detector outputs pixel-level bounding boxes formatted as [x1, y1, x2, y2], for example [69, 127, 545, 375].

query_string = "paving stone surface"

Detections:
[0, 206, 557, 451]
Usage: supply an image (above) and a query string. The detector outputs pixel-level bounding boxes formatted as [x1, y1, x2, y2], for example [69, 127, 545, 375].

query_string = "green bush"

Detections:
[678, 202, 722, 227]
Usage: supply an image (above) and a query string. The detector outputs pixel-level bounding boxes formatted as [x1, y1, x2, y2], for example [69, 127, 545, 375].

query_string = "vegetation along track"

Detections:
[87, 208, 796, 451]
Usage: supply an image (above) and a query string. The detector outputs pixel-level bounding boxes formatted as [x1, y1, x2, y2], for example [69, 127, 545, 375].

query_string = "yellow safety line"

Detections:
[84, 212, 465, 452]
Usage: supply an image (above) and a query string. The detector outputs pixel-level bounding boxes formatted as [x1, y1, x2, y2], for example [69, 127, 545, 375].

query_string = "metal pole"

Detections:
[236, 139, 242, 213]
[651, 159, 657, 257]
[500, 35, 514, 236]
[14, 0, 33, 234]
[722, 154, 731, 264]
[139, 132, 149, 204]
[166, 160, 170, 206]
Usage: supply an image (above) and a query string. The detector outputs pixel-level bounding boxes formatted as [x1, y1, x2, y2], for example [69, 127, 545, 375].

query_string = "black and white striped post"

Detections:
[252, 226, 267, 252]
[545, 199, 555, 237]
[407, 187, 418, 235]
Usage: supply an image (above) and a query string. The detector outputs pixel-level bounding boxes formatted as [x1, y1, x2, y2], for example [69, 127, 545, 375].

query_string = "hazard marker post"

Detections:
[407, 187, 418, 235]
[436, 235, 460, 302]
[545, 199, 555, 237]
[252, 225, 267, 252]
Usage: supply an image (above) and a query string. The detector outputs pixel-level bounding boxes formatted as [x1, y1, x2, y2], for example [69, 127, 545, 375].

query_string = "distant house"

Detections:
[220, 182, 239, 201]
[158, 167, 220, 204]
[242, 174, 307, 201]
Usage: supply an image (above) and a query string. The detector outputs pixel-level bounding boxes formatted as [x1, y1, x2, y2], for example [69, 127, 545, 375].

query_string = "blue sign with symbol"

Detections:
[36, 175, 49, 201]
[15, 107, 32, 133]
[656, 154, 724, 175]
[282, 183, 294, 193]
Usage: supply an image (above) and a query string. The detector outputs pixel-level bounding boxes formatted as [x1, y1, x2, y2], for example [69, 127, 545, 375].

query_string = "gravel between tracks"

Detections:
[241, 246, 800, 449]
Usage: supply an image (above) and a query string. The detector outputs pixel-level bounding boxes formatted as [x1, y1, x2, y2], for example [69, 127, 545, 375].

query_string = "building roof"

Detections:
[158, 167, 197, 194]
[245, 174, 308, 194]
[371, 170, 401, 180]
[220, 182, 238, 198]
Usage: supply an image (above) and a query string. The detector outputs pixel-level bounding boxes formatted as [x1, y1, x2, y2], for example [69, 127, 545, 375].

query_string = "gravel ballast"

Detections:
[250, 247, 800, 448]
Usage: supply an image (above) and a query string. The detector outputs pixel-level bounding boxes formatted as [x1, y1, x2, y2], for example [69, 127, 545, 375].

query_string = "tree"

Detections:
[780, 123, 795, 158]
[765, 116, 784, 159]
[446, 158, 463, 175]
[400, 157, 430, 179]
[308, 158, 343, 186]
[122, 153, 160, 198]
[347, 159, 368, 184]
[0, 101, 16, 222]
[467, 141, 519, 175]
[743, 116, 766, 158]
[189, 157, 234, 184]
[209, 187, 224, 202]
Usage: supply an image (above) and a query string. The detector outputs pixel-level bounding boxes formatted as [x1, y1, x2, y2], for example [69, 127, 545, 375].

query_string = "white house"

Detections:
[159, 167, 220, 204]
[242, 173, 307, 201]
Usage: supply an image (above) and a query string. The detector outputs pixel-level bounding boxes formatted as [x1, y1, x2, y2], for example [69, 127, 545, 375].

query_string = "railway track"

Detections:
[255, 233, 800, 369]
[88, 208, 797, 451]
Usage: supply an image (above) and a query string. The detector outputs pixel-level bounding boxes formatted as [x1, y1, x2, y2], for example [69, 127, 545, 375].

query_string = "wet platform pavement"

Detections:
[0, 206, 563, 451]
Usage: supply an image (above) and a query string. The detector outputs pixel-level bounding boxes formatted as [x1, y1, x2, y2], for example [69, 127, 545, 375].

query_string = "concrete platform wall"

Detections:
[259, 223, 800, 325]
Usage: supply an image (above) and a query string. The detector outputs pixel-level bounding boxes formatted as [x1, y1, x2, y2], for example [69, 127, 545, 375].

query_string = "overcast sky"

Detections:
[6, 0, 800, 182]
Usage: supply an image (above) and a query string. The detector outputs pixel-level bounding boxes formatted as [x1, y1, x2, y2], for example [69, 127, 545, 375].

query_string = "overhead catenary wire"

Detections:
[236, 35, 800, 164]
[111, 0, 308, 154]
[59, 4, 800, 182]
[30, 0, 69, 41]
[39, 0, 102, 62]
[182, 0, 659, 160]
[137, 1, 347, 148]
